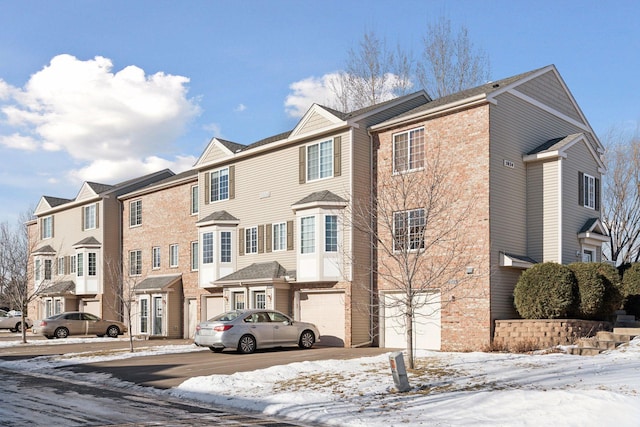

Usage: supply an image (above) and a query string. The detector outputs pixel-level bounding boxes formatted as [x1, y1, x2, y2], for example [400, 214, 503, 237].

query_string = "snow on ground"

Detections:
[1, 334, 639, 427]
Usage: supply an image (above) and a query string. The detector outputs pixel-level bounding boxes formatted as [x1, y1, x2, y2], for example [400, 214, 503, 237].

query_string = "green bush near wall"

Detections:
[622, 263, 640, 317]
[514, 263, 577, 319]
[568, 262, 622, 320]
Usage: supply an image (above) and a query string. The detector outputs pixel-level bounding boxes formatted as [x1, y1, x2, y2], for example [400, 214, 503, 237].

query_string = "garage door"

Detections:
[203, 296, 224, 321]
[298, 291, 345, 347]
[382, 292, 441, 350]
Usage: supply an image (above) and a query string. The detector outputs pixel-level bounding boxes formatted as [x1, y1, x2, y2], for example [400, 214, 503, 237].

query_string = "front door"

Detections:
[153, 296, 163, 335]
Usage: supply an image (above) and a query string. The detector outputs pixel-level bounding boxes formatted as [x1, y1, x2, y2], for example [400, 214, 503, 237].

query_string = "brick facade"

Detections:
[494, 319, 612, 350]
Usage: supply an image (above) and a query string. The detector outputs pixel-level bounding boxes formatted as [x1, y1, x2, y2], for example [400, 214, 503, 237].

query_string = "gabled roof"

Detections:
[43, 196, 73, 208]
[292, 190, 348, 211]
[197, 210, 240, 226]
[119, 169, 198, 200]
[32, 245, 56, 255]
[40, 281, 75, 297]
[523, 133, 605, 171]
[215, 261, 289, 284]
[73, 236, 101, 247]
[134, 274, 182, 293]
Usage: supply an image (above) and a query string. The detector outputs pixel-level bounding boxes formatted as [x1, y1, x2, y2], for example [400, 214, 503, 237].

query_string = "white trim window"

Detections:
[232, 292, 245, 310]
[220, 231, 232, 262]
[129, 250, 142, 276]
[42, 215, 53, 239]
[301, 216, 315, 254]
[169, 244, 179, 268]
[583, 173, 595, 209]
[57, 257, 65, 276]
[273, 222, 287, 252]
[191, 185, 199, 215]
[130, 200, 142, 227]
[152, 247, 161, 269]
[325, 215, 338, 252]
[393, 127, 425, 173]
[70, 255, 77, 274]
[84, 204, 97, 230]
[253, 291, 266, 309]
[245, 227, 258, 254]
[77, 253, 84, 277]
[210, 168, 229, 202]
[307, 140, 333, 181]
[202, 232, 213, 264]
[88, 252, 97, 277]
[191, 241, 199, 271]
[393, 208, 426, 251]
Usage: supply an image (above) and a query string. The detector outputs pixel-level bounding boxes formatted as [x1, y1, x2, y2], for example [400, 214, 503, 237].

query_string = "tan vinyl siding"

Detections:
[199, 131, 352, 274]
[200, 143, 232, 165]
[526, 161, 544, 262]
[561, 142, 602, 262]
[542, 160, 561, 261]
[275, 288, 290, 316]
[514, 70, 583, 124]
[76, 185, 98, 201]
[298, 111, 336, 134]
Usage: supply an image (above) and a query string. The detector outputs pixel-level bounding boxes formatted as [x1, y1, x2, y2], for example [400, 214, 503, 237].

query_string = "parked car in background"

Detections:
[194, 309, 320, 354]
[0, 309, 33, 332]
[32, 311, 127, 339]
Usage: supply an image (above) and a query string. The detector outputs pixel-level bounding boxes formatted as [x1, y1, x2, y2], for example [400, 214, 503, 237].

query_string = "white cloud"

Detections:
[234, 103, 247, 112]
[284, 72, 341, 118]
[0, 54, 201, 183]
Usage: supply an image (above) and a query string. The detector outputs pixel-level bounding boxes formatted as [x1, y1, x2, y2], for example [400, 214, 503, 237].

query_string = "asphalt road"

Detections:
[0, 333, 390, 389]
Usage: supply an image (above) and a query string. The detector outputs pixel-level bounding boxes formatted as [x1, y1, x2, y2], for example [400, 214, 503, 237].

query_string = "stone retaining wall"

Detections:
[494, 319, 612, 350]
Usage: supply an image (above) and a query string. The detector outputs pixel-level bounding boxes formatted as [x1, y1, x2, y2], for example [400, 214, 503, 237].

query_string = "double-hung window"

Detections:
[42, 216, 53, 239]
[77, 253, 84, 277]
[44, 259, 52, 280]
[191, 241, 199, 271]
[393, 128, 425, 173]
[84, 204, 97, 230]
[191, 185, 199, 214]
[307, 140, 333, 181]
[220, 231, 232, 262]
[325, 215, 338, 252]
[70, 255, 77, 274]
[169, 244, 179, 267]
[582, 173, 596, 209]
[57, 257, 65, 276]
[88, 252, 97, 277]
[152, 247, 161, 269]
[393, 209, 426, 251]
[210, 168, 229, 202]
[202, 232, 213, 264]
[130, 200, 142, 227]
[301, 216, 315, 254]
[273, 222, 286, 252]
[129, 250, 142, 276]
[245, 227, 258, 254]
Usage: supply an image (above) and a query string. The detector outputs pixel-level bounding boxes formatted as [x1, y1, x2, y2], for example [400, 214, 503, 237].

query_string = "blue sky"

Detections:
[1, 0, 638, 225]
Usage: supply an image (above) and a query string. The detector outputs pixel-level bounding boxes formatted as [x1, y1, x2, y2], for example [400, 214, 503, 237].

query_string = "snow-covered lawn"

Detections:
[1, 335, 639, 426]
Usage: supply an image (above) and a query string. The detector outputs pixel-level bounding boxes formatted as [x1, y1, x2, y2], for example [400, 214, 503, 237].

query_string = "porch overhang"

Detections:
[500, 252, 538, 269]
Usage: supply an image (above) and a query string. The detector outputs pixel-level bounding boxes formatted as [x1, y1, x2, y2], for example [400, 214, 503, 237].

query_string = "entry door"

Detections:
[153, 296, 163, 335]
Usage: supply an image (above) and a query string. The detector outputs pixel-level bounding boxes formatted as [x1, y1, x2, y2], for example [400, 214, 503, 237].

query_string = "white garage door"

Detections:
[203, 296, 224, 321]
[382, 292, 441, 350]
[298, 291, 345, 347]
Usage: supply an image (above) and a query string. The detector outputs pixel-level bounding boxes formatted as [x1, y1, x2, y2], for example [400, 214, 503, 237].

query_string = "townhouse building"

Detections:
[28, 170, 175, 320]
[119, 170, 202, 339]
[370, 65, 607, 351]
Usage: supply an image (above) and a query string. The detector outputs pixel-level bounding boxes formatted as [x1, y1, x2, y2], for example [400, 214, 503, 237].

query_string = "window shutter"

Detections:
[258, 225, 264, 254]
[81, 207, 85, 231]
[287, 220, 294, 251]
[578, 172, 584, 206]
[65, 256, 70, 275]
[334, 136, 342, 177]
[229, 165, 235, 200]
[595, 177, 600, 211]
[266, 224, 272, 253]
[95, 203, 99, 228]
[204, 172, 210, 204]
[51, 216, 54, 238]
[299, 146, 306, 184]
[238, 228, 245, 256]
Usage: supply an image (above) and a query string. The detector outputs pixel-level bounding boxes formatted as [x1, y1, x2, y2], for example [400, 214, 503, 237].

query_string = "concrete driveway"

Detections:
[1, 333, 392, 389]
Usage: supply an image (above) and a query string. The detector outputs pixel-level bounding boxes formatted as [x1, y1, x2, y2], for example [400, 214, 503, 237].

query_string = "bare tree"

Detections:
[601, 125, 640, 265]
[349, 139, 487, 368]
[1, 208, 38, 344]
[330, 30, 415, 112]
[417, 18, 491, 98]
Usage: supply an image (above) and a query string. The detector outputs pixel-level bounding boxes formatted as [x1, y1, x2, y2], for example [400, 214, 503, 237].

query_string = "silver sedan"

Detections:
[0, 309, 32, 332]
[32, 311, 127, 339]
[194, 309, 320, 354]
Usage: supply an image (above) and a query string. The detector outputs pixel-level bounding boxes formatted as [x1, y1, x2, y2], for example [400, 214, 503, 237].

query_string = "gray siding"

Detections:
[515, 70, 583, 123]
[298, 111, 337, 134]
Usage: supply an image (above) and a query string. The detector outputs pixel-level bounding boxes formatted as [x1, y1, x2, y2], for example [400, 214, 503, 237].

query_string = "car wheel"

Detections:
[299, 330, 315, 349]
[54, 327, 69, 339]
[209, 347, 223, 353]
[106, 325, 120, 338]
[238, 334, 256, 354]
[15, 322, 24, 333]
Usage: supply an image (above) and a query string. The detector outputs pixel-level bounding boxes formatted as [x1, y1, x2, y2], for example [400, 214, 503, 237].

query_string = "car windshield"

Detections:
[209, 310, 243, 322]
[83, 313, 100, 321]
[47, 313, 66, 320]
